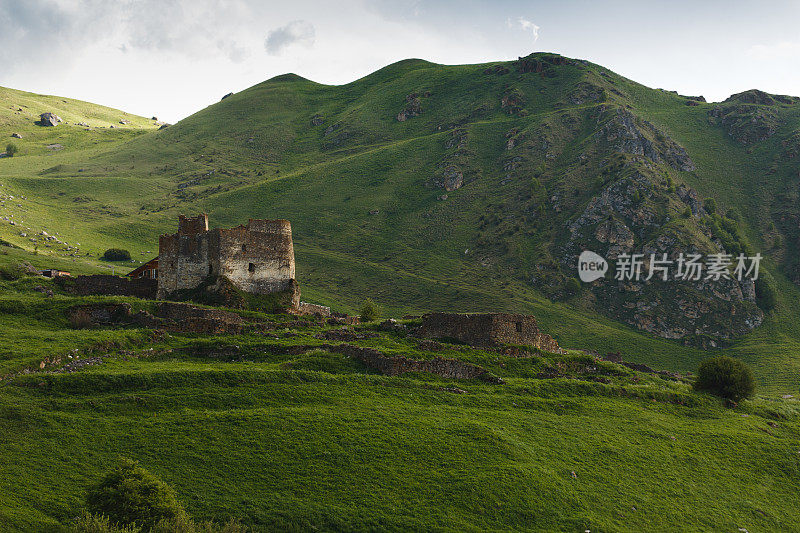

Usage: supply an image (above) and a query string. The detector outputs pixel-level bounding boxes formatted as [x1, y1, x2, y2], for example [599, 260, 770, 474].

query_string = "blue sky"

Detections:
[1, 0, 799, 122]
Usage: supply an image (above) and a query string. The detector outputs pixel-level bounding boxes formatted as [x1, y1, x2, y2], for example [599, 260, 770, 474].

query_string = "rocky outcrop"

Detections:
[561, 168, 763, 345]
[396, 92, 425, 121]
[39, 112, 61, 127]
[676, 184, 707, 216]
[501, 89, 526, 115]
[724, 89, 797, 106]
[566, 82, 606, 106]
[596, 108, 695, 171]
[709, 103, 780, 144]
[433, 166, 463, 191]
[514, 53, 575, 77]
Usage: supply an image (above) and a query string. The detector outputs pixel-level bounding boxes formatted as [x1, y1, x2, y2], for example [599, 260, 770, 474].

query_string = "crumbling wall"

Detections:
[73, 275, 157, 299]
[320, 343, 503, 383]
[211, 219, 295, 295]
[418, 312, 560, 352]
[158, 215, 298, 305]
[157, 231, 211, 298]
[67, 301, 244, 334]
[297, 302, 331, 316]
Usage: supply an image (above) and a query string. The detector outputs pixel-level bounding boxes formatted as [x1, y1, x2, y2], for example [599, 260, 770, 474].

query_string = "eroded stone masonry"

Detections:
[418, 312, 561, 352]
[157, 214, 299, 305]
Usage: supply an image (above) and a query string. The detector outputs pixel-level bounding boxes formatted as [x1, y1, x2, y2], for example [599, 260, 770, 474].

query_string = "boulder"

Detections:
[221, 92, 234, 100]
[10, 133, 21, 139]
[39, 112, 61, 127]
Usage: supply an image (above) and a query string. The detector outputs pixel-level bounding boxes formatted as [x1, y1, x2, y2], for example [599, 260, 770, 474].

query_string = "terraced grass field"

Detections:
[2, 54, 800, 531]
[1, 277, 800, 532]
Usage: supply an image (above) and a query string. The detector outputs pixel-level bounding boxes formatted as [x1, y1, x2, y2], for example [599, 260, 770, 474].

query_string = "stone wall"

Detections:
[73, 275, 157, 299]
[158, 230, 212, 298]
[297, 302, 332, 316]
[67, 301, 245, 334]
[211, 219, 295, 295]
[418, 312, 560, 352]
[320, 343, 503, 383]
[158, 215, 298, 304]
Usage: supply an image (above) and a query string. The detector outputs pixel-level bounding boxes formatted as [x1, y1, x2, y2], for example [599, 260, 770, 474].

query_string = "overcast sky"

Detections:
[2, 0, 800, 123]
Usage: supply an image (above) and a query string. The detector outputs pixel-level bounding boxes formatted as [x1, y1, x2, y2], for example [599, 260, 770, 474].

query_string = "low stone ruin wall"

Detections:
[319, 343, 503, 384]
[67, 302, 245, 334]
[296, 301, 331, 317]
[73, 275, 157, 299]
[418, 312, 560, 352]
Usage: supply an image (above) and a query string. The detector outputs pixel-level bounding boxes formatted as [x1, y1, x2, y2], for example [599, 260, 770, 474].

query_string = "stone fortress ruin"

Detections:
[157, 213, 299, 306]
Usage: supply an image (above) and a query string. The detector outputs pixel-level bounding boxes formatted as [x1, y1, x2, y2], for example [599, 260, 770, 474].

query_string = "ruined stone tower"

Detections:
[157, 214, 299, 305]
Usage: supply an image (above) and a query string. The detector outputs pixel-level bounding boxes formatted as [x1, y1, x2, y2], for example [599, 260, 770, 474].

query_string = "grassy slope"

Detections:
[2, 58, 799, 394]
[1, 278, 800, 532]
[1, 56, 800, 533]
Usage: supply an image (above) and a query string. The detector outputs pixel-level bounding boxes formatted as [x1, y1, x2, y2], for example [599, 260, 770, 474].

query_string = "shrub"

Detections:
[702, 197, 716, 214]
[694, 356, 755, 402]
[86, 458, 183, 531]
[103, 249, 132, 261]
[5, 143, 18, 157]
[755, 271, 778, 311]
[360, 298, 381, 322]
[564, 277, 581, 296]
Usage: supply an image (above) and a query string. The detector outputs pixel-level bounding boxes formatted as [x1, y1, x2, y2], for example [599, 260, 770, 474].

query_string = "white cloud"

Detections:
[264, 20, 315, 55]
[508, 16, 539, 43]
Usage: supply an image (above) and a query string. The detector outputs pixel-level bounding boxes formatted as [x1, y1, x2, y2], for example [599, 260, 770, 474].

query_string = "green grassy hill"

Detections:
[2, 54, 800, 393]
[1, 277, 800, 532]
[2, 57, 800, 530]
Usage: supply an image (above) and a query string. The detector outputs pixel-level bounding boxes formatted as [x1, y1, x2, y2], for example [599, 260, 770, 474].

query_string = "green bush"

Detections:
[103, 249, 132, 261]
[564, 277, 581, 297]
[86, 458, 183, 531]
[360, 298, 381, 322]
[703, 197, 717, 214]
[755, 271, 778, 311]
[694, 356, 755, 402]
[5, 143, 18, 157]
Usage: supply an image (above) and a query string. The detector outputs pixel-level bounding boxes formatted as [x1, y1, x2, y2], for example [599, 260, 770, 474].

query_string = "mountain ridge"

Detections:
[2, 52, 800, 391]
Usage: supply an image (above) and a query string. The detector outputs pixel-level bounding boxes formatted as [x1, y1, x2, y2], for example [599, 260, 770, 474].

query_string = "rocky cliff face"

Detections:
[556, 110, 763, 346]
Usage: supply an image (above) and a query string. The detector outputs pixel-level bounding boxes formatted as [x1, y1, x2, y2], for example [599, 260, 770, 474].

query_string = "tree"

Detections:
[5, 143, 18, 157]
[86, 458, 183, 530]
[694, 356, 755, 402]
[360, 298, 381, 322]
[755, 271, 778, 311]
[103, 248, 132, 261]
